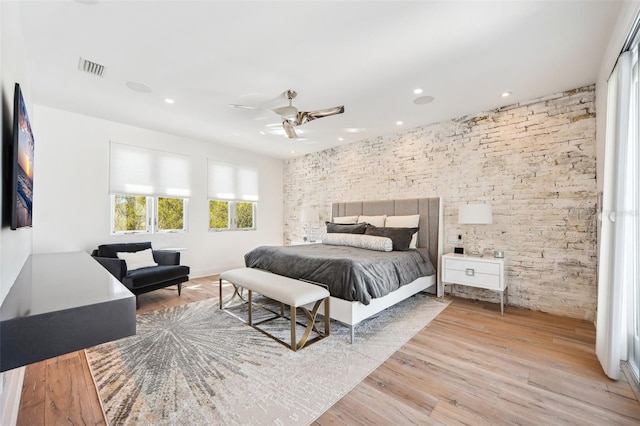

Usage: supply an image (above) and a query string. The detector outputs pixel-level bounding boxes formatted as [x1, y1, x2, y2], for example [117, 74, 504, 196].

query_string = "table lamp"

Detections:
[458, 203, 493, 256]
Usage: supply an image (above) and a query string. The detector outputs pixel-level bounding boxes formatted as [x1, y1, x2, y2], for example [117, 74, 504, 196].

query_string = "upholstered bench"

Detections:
[219, 268, 330, 351]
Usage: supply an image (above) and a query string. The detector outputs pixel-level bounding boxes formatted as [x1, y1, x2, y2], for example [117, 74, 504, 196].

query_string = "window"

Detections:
[209, 200, 230, 230]
[113, 195, 149, 233]
[109, 142, 190, 234]
[157, 197, 188, 232]
[236, 201, 255, 229]
[209, 200, 256, 231]
[111, 195, 187, 234]
[208, 160, 258, 231]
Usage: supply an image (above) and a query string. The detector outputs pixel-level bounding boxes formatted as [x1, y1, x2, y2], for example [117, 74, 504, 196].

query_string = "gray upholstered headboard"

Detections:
[331, 197, 443, 271]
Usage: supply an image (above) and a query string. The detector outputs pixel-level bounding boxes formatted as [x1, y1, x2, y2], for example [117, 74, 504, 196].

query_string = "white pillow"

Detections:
[322, 233, 392, 252]
[357, 215, 386, 227]
[332, 215, 359, 224]
[117, 248, 158, 271]
[386, 214, 420, 248]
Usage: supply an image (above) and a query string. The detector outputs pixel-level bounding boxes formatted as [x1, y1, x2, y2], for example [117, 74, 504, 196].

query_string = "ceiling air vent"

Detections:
[78, 57, 105, 77]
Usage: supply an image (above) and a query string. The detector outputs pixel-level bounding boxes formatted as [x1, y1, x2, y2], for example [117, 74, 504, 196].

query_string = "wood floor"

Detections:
[16, 276, 640, 425]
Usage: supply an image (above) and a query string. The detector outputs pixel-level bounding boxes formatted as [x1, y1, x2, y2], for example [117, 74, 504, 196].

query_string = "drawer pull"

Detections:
[466, 268, 475, 277]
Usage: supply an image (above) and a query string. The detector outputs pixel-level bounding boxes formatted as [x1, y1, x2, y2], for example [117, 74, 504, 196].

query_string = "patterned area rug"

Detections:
[86, 294, 449, 425]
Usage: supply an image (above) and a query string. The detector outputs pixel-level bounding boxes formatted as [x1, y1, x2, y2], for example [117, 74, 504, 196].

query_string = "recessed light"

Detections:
[501, 92, 511, 98]
[396, 121, 403, 125]
[259, 131, 266, 135]
[414, 95, 434, 105]
[413, 88, 423, 95]
[291, 150, 296, 154]
[338, 137, 344, 141]
[164, 98, 175, 104]
[344, 128, 365, 133]
[126, 81, 152, 93]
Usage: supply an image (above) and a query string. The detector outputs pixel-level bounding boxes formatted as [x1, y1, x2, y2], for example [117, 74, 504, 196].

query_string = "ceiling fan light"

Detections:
[283, 120, 297, 138]
[272, 105, 298, 120]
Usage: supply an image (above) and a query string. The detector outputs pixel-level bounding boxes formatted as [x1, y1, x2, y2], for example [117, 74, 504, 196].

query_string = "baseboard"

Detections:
[621, 361, 640, 403]
[0, 367, 25, 426]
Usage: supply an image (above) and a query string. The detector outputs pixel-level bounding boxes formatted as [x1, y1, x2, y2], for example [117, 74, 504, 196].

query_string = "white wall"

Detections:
[32, 105, 283, 277]
[1, 0, 31, 305]
[1, 2, 30, 423]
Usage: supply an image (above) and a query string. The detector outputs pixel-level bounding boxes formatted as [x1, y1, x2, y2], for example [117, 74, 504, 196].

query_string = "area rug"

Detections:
[86, 294, 449, 425]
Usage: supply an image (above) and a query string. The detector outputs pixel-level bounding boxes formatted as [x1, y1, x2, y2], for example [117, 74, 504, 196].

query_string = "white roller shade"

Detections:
[237, 166, 259, 201]
[208, 160, 259, 201]
[110, 142, 191, 197]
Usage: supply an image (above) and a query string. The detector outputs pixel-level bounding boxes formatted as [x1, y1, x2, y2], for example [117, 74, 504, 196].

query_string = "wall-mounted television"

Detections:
[10, 83, 34, 230]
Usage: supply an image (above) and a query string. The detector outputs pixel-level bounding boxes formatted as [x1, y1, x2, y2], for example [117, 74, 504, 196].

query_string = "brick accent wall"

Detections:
[283, 85, 597, 321]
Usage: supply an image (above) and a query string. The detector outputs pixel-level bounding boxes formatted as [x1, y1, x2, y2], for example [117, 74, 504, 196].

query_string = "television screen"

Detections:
[11, 83, 34, 230]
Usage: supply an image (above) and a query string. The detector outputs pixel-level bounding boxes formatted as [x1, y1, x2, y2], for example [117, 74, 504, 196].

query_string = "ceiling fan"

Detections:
[231, 90, 345, 139]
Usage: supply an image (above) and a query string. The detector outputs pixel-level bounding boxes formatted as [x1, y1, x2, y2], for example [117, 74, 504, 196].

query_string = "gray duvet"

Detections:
[244, 244, 435, 305]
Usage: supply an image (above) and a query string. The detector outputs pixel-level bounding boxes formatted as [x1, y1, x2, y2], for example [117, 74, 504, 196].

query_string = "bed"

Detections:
[245, 197, 443, 342]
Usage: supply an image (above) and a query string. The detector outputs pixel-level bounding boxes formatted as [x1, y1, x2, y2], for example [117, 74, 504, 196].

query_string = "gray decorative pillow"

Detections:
[325, 221, 367, 234]
[364, 225, 419, 251]
[322, 233, 393, 252]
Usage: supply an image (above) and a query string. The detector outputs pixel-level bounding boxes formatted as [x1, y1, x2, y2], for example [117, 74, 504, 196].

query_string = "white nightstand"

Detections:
[442, 253, 507, 315]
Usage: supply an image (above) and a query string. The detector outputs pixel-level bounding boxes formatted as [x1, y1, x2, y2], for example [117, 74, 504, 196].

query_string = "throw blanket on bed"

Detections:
[244, 244, 435, 305]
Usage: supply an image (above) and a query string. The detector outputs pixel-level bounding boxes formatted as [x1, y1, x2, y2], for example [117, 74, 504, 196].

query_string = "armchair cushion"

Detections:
[122, 265, 190, 289]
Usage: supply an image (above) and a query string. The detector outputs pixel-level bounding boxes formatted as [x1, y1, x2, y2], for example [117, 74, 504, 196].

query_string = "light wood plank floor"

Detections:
[16, 276, 640, 425]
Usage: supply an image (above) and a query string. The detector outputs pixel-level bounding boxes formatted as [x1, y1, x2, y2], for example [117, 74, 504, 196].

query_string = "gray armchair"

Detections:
[91, 242, 190, 308]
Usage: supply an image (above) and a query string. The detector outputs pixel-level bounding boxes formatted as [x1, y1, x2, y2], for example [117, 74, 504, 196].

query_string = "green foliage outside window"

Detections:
[158, 197, 185, 231]
[209, 200, 229, 229]
[114, 195, 147, 232]
[237, 202, 254, 229]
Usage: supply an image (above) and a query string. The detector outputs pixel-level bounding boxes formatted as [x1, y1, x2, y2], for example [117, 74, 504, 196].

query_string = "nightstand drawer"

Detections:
[444, 258, 500, 276]
[443, 269, 501, 290]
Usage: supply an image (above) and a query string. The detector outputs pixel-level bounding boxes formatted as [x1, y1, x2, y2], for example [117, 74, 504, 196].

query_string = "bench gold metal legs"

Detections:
[247, 289, 330, 351]
[219, 278, 246, 309]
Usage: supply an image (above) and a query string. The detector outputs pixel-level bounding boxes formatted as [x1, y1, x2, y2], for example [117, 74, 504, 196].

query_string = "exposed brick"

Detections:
[283, 85, 597, 321]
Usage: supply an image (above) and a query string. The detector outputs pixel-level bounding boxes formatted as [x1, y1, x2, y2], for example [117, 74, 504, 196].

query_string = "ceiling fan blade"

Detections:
[295, 105, 344, 125]
[282, 120, 297, 138]
[229, 104, 258, 110]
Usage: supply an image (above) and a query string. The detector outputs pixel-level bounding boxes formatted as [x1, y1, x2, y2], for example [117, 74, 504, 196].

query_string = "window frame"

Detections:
[155, 197, 189, 234]
[208, 199, 257, 232]
[110, 194, 188, 235]
[110, 194, 152, 235]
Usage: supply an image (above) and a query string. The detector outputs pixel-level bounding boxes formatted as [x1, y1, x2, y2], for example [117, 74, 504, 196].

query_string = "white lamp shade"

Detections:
[458, 204, 493, 224]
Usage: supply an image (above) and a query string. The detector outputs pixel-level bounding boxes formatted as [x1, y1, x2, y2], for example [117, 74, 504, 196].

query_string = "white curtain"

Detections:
[596, 49, 640, 380]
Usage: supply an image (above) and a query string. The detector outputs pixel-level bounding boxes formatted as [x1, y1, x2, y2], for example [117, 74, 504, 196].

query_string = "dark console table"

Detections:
[0, 252, 136, 372]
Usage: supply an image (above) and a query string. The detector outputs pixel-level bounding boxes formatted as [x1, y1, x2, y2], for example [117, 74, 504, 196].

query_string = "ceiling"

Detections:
[17, 1, 622, 159]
